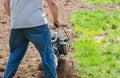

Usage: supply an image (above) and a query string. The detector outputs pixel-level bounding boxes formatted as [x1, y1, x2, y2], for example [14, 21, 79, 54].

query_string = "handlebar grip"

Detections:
[54, 23, 59, 28]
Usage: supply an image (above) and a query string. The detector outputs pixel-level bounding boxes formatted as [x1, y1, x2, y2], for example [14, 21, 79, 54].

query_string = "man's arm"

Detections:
[46, 0, 61, 27]
[2, 0, 10, 16]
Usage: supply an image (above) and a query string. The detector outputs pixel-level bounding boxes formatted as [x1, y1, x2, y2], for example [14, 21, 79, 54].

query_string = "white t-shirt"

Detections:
[10, 0, 48, 29]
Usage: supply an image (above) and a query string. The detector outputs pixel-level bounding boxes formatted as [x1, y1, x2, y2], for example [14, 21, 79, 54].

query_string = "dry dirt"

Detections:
[0, 0, 120, 78]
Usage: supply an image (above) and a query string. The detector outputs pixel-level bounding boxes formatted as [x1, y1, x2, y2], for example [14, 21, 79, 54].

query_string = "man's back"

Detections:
[3, 0, 60, 77]
[10, 0, 48, 29]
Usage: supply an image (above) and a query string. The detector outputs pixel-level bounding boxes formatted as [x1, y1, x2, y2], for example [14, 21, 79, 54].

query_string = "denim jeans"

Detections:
[3, 24, 58, 78]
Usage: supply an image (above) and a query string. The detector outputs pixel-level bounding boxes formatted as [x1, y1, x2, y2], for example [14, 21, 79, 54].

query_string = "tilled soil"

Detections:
[0, 0, 120, 78]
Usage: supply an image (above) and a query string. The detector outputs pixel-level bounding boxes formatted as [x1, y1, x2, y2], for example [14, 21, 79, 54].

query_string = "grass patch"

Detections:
[82, 0, 120, 4]
[71, 9, 120, 78]
[71, 9, 120, 37]
[73, 38, 120, 78]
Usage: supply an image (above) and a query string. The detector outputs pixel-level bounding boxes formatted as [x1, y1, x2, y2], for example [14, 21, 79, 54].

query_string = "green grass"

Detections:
[71, 9, 120, 78]
[73, 38, 120, 78]
[71, 9, 120, 37]
[82, 0, 120, 4]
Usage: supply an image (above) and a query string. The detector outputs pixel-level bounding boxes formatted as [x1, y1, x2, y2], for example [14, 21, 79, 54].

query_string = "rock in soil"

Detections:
[0, 68, 5, 72]
[0, 55, 3, 59]
[37, 62, 43, 71]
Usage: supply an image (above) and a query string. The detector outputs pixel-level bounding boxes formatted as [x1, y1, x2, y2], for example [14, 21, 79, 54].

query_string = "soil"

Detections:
[0, 0, 120, 78]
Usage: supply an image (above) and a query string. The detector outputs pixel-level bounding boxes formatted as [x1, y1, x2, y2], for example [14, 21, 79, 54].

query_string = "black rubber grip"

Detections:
[54, 23, 59, 28]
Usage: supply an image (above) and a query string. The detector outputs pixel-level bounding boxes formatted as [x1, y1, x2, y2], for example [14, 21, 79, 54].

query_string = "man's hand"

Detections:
[54, 19, 61, 28]
[46, 0, 61, 28]
[2, 0, 10, 16]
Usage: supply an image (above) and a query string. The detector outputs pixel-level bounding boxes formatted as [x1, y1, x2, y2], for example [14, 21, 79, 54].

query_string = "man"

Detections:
[2, 0, 60, 78]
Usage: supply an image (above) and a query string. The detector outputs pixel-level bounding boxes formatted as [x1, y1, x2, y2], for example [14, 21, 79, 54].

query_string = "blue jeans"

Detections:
[3, 24, 57, 78]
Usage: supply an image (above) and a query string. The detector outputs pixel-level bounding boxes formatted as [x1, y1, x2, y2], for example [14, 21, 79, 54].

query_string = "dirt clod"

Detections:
[37, 62, 43, 71]
[0, 55, 3, 59]
[0, 68, 5, 72]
